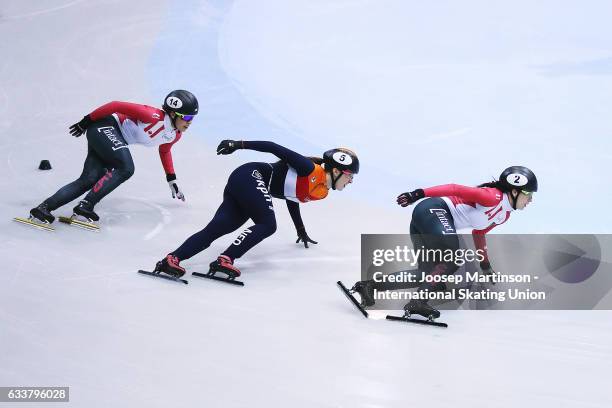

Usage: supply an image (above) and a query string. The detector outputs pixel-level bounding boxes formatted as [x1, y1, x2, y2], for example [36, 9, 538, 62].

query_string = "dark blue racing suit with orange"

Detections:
[171, 141, 329, 262]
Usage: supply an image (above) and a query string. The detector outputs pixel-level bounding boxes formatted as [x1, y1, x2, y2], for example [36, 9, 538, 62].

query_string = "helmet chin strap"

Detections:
[509, 190, 518, 210]
[170, 113, 179, 129]
[331, 169, 342, 190]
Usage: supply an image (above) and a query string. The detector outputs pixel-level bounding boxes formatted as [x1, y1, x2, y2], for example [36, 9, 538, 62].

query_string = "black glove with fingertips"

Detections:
[396, 189, 425, 207]
[69, 115, 92, 137]
[296, 227, 318, 248]
[216, 140, 243, 155]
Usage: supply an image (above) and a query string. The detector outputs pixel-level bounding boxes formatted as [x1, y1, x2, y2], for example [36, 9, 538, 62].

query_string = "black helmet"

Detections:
[323, 148, 359, 174]
[499, 166, 538, 192]
[322, 148, 359, 190]
[163, 90, 199, 116]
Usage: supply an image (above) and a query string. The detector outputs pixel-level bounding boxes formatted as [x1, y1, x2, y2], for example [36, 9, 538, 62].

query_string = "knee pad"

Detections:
[261, 219, 277, 237]
[116, 163, 135, 180]
[82, 170, 105, 187]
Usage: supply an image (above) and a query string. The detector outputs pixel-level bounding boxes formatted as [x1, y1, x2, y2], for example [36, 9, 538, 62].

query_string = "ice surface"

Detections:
[1, 1, 610, 407]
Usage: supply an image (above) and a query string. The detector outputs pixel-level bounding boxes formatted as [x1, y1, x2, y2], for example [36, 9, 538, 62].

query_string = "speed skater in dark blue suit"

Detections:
[153, 140, 360, 279]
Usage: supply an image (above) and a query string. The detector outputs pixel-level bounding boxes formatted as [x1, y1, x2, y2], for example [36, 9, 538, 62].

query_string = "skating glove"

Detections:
[296, 227, 318, 248]
[480, 260, 496, 284]
[216, 140, 243, 155]
[396, 189, 425, 207]
[166, 173, 185, 201]
[69, 115, 92, 137]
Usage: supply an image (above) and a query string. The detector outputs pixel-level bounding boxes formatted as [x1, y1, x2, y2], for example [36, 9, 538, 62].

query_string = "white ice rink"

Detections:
[1, 1, 611, 407]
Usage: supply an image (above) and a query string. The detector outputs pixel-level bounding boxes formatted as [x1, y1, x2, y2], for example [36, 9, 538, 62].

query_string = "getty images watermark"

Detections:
[361, 234, 612, 310]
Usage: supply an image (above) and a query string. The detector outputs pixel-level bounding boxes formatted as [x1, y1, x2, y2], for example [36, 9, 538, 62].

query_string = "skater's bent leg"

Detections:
[43, 150, 106, 211]
[172, 197, 248, 261]
[81, 118, 135, 205]
[82, 157, 135, 205]
[366, 196, 459, 309]
[415, 234, 461, 292]
[220, 163, 277, 260]
[221, 214, 277, 260]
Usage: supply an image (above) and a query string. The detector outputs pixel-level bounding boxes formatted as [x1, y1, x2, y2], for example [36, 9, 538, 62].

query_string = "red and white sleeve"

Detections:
[158, 133, 182, 175]
[89, 101, 163, 124]
[424, 184, 500, 207]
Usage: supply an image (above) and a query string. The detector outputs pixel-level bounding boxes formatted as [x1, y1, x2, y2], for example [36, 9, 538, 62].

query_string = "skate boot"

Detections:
[352, 280, 375, 307]
[73, 200, 99, 222]
[209, 255, 241, 278]
[404, 299, 441, 321]
[154, 254, 186, 278]
[29, 203, 55, 223]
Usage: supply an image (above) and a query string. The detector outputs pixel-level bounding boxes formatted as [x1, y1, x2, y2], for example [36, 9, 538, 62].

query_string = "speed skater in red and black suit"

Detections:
[28, 90, 199, 224]
[352, 166, 538, 320]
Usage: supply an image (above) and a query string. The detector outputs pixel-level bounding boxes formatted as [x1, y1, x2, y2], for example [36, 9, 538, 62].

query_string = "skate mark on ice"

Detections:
[238, 255, 359, 267]
[1, 0, 87, 21]
[126, 198, 172, 241]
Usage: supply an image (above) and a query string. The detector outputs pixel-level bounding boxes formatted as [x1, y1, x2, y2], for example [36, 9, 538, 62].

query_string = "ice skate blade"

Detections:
[58, 215, 100, 231]
[13, 217, 55, 231]
[386, 314, 448, 328]
[192, 271, 244, 286]
[337, 281, 369, 318]
[138, 270, 188, 285]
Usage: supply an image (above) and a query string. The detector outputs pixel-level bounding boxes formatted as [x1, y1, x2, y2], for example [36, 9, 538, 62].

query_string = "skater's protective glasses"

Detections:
[175, 113, 195, 122]
[342, 170, 354, 181]
[521, 190, 533, 196]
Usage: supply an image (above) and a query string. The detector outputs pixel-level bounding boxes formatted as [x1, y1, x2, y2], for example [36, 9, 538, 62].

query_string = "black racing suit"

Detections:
[373, 197, 460, 292]
[43, 116, 135, 210]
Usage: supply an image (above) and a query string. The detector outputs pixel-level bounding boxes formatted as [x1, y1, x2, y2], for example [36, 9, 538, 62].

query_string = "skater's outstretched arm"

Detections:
[472, 220, 508, 274]
[286, 200, 304, 231]
[89, 101, 165, 123]
[424, 184, 501, 206]
[398, 184, 501, 207]
[217, 140, 314, 176]
[159, 136, 185, 201]
[286, 201, 317, 248]
[158, 135, 182, 175]
[70, 102, 168, 137]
